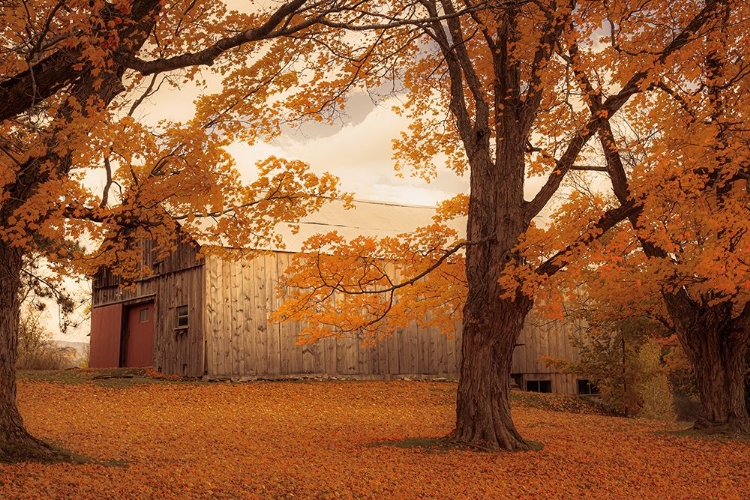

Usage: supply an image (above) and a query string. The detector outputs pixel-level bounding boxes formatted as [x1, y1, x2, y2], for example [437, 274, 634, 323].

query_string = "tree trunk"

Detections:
[453, 119, 533, 450]
[0, 241, 57, 461]
[455, 293, 532, 450]
[664, 295, 750, 434]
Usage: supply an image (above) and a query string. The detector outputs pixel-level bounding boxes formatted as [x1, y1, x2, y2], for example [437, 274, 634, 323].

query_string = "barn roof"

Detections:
[195, 197, 467, 253]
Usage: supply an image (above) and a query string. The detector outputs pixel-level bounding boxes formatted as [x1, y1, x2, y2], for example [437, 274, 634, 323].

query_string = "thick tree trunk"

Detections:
[453, 96, 533, 449]
[664, 296, 750, 434]
[0, 241, 57, 461]
[455, 294, 532, 450]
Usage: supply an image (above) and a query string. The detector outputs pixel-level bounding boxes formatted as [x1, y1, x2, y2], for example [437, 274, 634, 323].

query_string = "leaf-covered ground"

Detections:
[2, 376, 748, 499]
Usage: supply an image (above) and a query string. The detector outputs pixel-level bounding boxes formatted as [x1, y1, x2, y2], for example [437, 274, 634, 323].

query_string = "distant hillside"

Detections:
[54, 340, 89, 360]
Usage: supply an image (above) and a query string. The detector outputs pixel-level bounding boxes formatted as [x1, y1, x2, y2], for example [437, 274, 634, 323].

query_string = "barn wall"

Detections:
[91, 237, 205, 376]
[92, 238, 201, 306]
[511, 311, 585, 395]
[152, 263, 205, 377]
[203, 252, 465, 379]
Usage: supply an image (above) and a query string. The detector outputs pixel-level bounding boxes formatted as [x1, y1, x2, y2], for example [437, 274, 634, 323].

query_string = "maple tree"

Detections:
[275, 0, 744, 450]
[0, 0, 361, 460]
[543, 0, 750, 432]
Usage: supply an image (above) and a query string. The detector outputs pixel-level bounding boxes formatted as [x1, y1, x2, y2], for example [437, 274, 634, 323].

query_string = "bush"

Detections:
[16, 305, 76, 370]
[17, 345, 77, 370]
[637, 340, 674, 421]
[545, 317, 657, 416]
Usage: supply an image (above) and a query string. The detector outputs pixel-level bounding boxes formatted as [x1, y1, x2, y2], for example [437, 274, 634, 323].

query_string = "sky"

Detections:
[133, 75, 472, 207]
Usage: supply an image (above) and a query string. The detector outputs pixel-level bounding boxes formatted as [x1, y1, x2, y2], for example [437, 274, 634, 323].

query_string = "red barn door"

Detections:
[89, 304, 123, 368]
[123, 302, 155, 368]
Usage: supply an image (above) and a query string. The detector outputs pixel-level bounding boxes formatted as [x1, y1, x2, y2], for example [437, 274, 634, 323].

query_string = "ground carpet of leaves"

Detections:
[2, 377, 748, 499]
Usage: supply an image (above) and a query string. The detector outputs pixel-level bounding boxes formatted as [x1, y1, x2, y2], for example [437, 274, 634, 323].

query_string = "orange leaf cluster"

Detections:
[273, 198, 467, 344]
[3, 379, 748, 499]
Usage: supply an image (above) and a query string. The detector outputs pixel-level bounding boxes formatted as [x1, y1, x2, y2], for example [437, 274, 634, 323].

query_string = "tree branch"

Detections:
[536, 200, 639, 277]
[310, 236, 489, 296]
[523, 0, 726, 222]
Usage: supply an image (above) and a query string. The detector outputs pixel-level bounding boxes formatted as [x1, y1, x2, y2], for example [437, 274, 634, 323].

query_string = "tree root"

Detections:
[0, 433, 81, 464]
[693, 417, 750, 437]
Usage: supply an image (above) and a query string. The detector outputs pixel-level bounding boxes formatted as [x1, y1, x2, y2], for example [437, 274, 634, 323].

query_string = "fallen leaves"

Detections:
[2, 379, 748, 499]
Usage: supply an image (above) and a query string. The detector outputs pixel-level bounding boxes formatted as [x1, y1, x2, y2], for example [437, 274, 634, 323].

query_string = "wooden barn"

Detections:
[89, 199, 592, 394]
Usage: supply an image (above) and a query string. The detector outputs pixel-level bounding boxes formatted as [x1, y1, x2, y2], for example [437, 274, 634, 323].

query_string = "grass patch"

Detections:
[658, 425, 750, 443]
[511, 390, 608, 415]
[17, 368, 186, 388]
[0, 440, 128, 467]
[17, 368, 94, 384]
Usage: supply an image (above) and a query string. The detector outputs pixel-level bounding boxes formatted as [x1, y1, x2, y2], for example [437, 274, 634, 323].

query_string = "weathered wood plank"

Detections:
[220, 258, 233, 375]
[400, 322, 419, 375]
[265, 254, 281, 375]
[253, 255, 269, 375]
[241, 257, 256, 376]
[277, 255, 293, 375]
[208, 256, 223, 376]
[357, 336, 372, 376]
[446, 322, 458, 374]
[418, 324, 430, 375]
[228, 258, 241, 376]
[323, 336, 336, 375]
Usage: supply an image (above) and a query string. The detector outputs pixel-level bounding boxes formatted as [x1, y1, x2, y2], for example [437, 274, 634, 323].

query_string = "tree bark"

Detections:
[451, 32, 535, 447]
[0, 241, 58, 461]
[455, 293, 532, 450]
[663, 295, 750, 434]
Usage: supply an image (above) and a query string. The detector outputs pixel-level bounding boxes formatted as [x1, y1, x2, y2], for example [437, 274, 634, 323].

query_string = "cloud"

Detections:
[231, 95, 469, 207]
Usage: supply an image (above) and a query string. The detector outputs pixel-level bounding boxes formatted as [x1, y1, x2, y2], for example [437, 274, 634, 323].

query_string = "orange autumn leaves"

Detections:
[3, 378, 748, 499]
[273, 197, 468, 344]
[0, 0, 352, 284]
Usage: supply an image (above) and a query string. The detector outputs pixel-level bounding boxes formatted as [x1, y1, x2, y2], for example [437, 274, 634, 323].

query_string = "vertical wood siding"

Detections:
[202, 251, 582, 392]
[203, 252, 463, 379]
[511, 311, 585, 394]
[152, 264, 205, 377]
[93, 241, 583, 393]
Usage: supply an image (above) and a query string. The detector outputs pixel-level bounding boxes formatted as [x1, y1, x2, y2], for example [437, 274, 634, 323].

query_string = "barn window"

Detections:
[139, 308, 149, 323]
[176, 305, 189, 328]
[526, 380, 552, 393]
[577, 379, 600, 396]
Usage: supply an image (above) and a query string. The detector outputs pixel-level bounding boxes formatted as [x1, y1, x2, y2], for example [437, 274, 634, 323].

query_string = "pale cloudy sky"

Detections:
[132, 75, 471, 207]
[227, 100, 470, 207]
